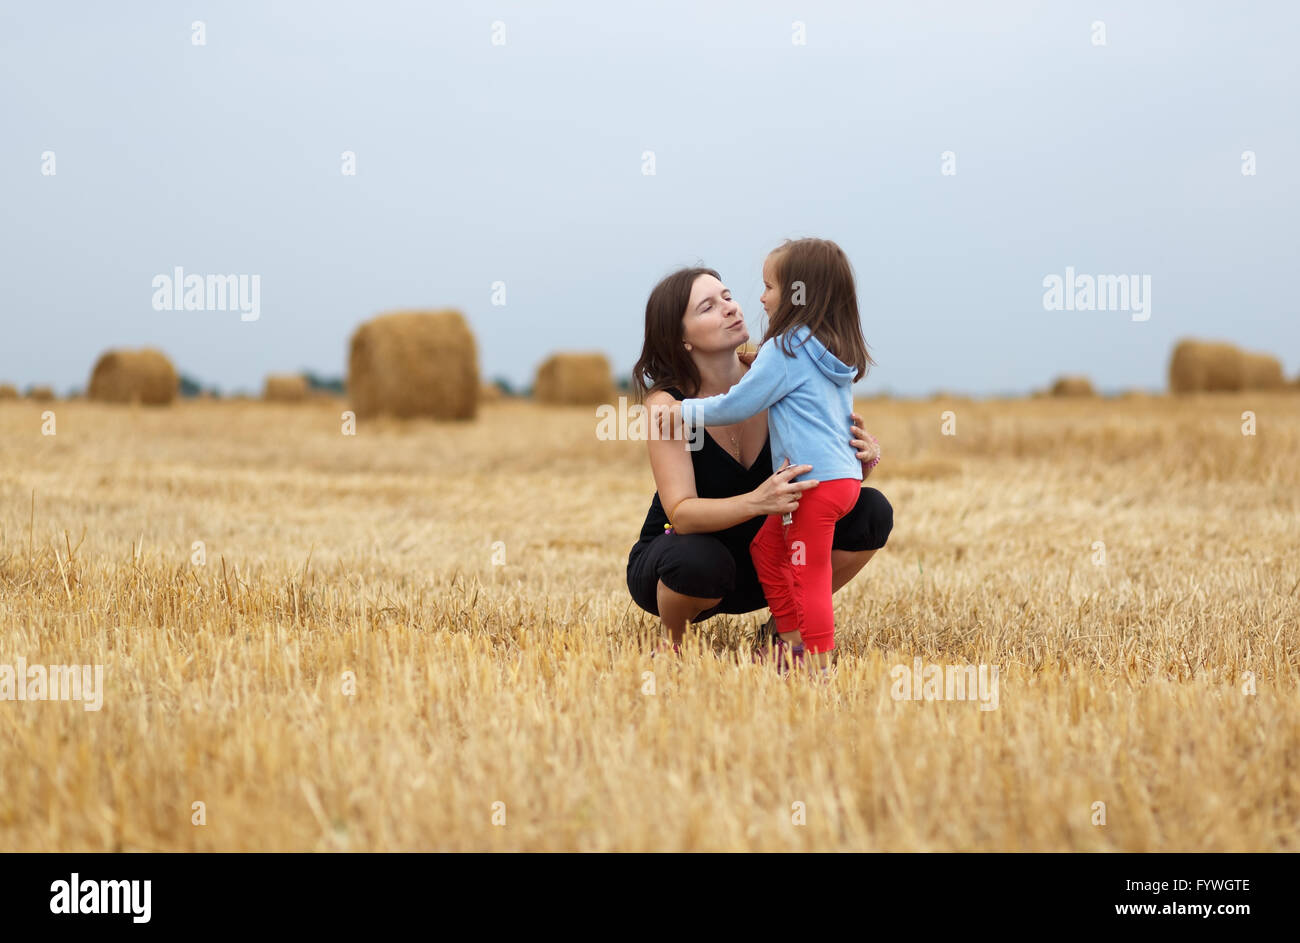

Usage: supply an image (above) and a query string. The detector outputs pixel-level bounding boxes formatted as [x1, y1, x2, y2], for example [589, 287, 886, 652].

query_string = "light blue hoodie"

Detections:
[681, 324, 863, 484]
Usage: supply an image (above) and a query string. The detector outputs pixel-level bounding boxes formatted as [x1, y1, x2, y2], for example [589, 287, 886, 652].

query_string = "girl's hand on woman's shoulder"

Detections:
[654, 400, 684, 438]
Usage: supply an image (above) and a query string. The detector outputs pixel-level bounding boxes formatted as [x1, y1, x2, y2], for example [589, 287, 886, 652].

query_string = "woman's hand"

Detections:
[749, 458, 819, 516]
[850, 412, 881, 478]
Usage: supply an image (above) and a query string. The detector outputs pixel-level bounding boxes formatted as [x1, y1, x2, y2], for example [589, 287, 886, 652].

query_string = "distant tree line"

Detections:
[174, 371, 630, 400]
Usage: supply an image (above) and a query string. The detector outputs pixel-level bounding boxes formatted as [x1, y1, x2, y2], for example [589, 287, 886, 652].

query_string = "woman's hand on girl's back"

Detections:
[750, 458, 819, 516]
[850, 412, 881, 477]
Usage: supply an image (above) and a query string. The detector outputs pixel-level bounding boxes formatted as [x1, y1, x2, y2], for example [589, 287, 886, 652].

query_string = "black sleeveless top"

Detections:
[634, 385, 772, 554]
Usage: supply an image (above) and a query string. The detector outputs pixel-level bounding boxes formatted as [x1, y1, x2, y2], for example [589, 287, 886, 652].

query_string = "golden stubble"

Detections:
[0, 392, 1296, 851]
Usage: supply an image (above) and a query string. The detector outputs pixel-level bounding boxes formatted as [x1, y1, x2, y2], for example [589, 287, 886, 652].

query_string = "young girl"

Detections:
[662, 238, 874, 676]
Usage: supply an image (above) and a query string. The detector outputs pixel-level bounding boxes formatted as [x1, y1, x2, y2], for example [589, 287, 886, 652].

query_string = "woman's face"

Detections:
[682, 274, 748, 354]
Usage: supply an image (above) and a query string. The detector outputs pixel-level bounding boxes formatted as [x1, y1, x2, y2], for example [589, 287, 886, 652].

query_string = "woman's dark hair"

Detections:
[631, 266, 721, 402]
[763, 238, 874, 382]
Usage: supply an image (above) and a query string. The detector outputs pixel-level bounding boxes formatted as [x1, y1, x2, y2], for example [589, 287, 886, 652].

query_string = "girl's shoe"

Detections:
[752, 636, 804, 675]
[778, 640, 806, 676]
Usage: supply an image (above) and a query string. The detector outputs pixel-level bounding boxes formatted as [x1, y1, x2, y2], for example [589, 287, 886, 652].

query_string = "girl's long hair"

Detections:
[761, 238, 874, 382]
[631, 267, 721, 402]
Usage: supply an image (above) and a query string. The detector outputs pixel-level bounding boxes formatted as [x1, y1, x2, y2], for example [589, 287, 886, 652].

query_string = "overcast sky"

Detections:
[3, 1, 1296, 396]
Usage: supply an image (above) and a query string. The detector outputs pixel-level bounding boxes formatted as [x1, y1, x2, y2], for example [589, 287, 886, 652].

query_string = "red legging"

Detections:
[749, 478, 861, 655]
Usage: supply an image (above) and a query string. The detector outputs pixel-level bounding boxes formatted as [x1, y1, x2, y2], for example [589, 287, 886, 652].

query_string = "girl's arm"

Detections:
[680, 339, 794, 427]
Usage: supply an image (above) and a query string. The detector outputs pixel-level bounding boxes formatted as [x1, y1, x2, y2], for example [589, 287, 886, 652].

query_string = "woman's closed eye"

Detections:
[701, 296, 730, 312]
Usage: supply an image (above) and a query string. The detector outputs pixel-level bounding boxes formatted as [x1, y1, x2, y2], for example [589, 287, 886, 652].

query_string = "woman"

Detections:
[626, 266, 893, 652]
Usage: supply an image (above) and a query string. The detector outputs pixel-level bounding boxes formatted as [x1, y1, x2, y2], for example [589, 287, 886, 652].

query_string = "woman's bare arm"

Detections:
[644, 392, 760, 534]
[644, 390, 817, 535]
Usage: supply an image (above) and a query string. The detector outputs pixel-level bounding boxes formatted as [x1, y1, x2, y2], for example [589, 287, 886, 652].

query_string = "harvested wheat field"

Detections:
[1, 393, 1297, 852]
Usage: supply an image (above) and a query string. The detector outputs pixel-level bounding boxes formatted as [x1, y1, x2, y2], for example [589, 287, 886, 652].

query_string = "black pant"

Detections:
[626, 486, 893, 623]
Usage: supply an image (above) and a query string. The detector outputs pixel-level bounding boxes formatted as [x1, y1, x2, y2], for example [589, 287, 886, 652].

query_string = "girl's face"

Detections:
[682, 274, 748, 353]
[760, 255, 780, 318]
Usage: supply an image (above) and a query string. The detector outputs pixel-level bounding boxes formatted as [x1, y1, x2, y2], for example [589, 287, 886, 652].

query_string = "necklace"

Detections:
[724, 424, 742, 461]
[692, 387, 743, 461]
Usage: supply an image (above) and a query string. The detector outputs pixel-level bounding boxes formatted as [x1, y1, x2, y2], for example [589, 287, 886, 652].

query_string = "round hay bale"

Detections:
[1240, 351, 1284, 390]
[88, 348, 178, 405]
[27, 386, 55, 402]
[348, 310, 478, 420]
[1049, 375, 1096, 397]
[533, 352, 614, 405]
[263, 374, 309, 402]
[0, 383, 18, 400]
[479, 382, 504, 403]
[1168, 339, 1243, 393]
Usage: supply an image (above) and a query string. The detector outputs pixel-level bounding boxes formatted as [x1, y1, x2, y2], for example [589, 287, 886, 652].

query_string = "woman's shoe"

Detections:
[650, 638, 682, 659]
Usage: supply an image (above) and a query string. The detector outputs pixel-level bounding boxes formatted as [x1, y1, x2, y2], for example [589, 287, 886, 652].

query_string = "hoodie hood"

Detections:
[792, 326, 855, 387]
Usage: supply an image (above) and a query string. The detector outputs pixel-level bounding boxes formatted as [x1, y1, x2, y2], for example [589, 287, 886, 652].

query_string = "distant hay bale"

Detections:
[1240, 352, 1284, 390]
[479, 382, 504, 403]
[533, 352, 614, 405]
[1049, 375, 1096, 397]
[0, 383, 17, 400]
[263, 374, 309, 402]
[88, 348, 178, 405]
[348, 309, 478, 420]
[27, 386, 55, 402]
[1168, 339, 1244, 393]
